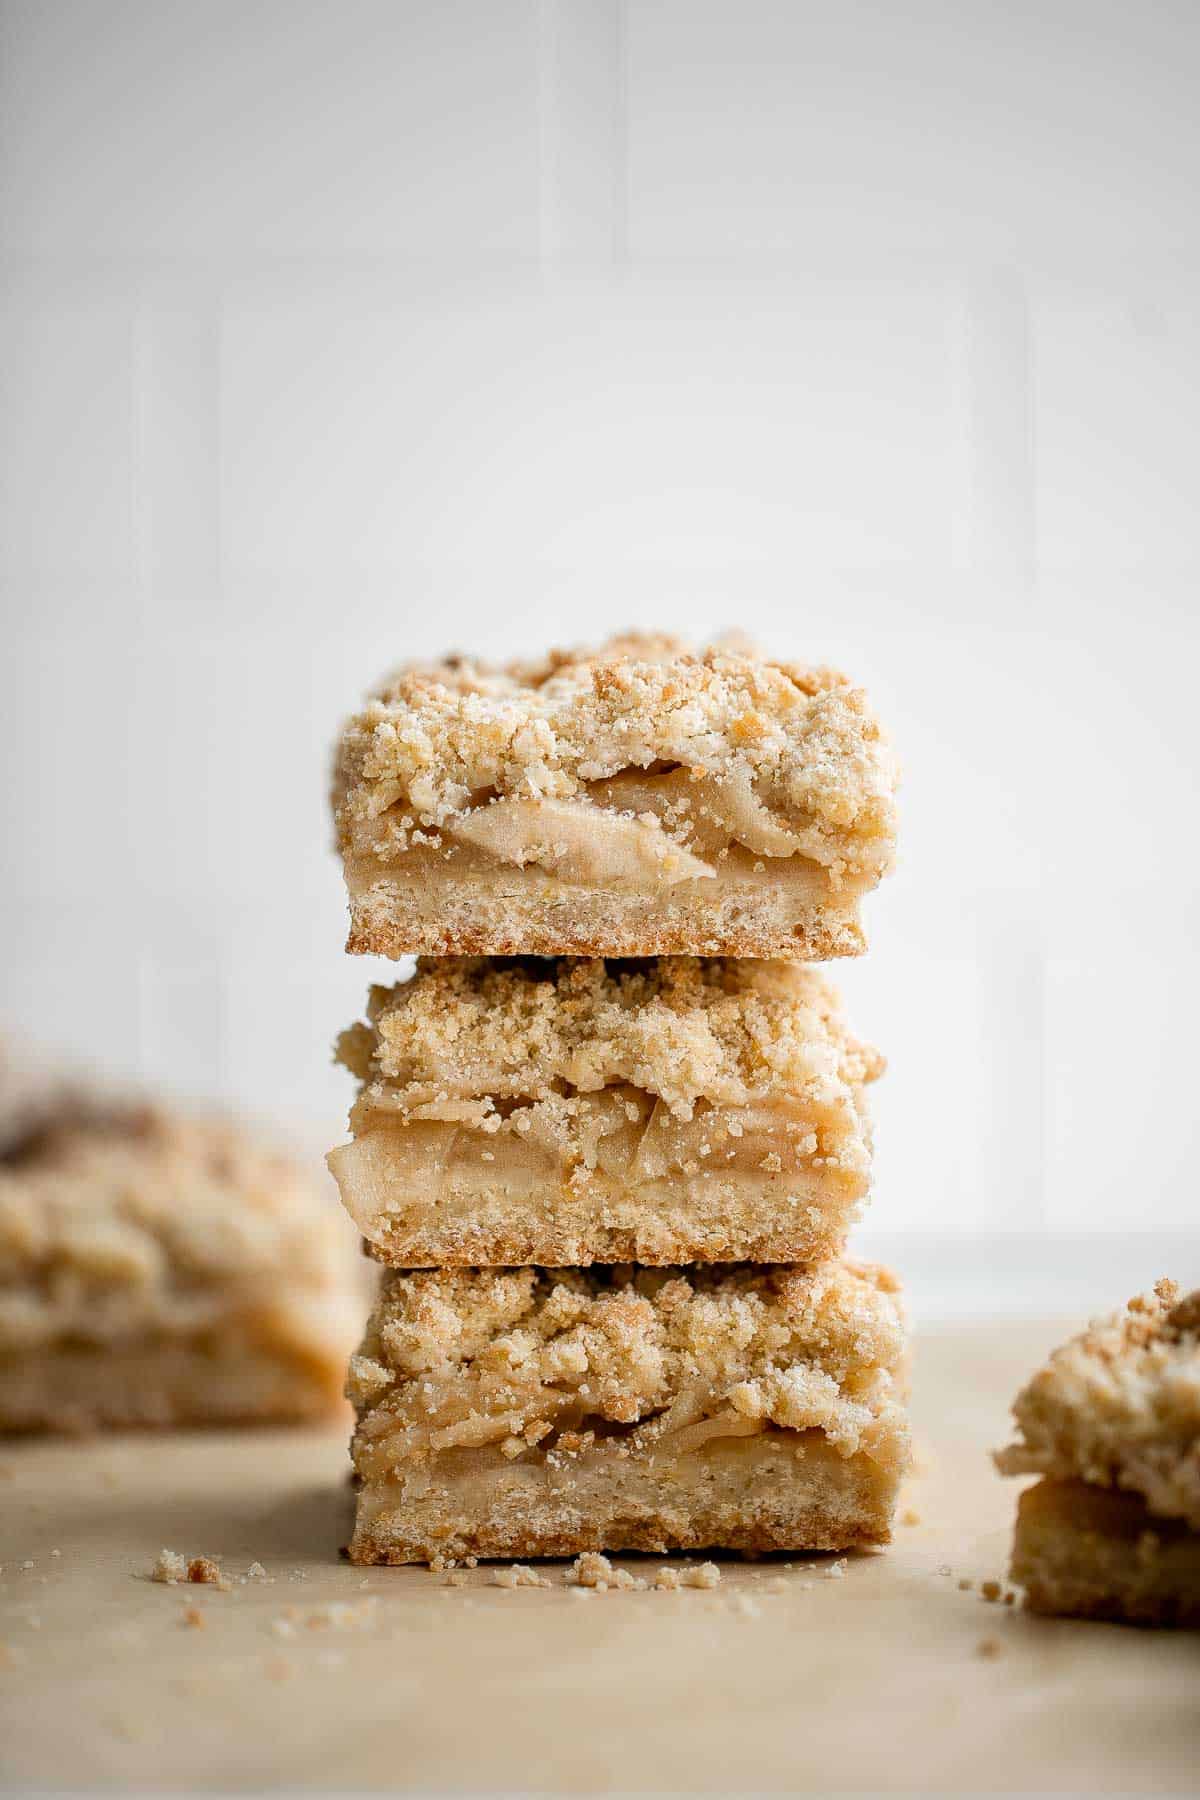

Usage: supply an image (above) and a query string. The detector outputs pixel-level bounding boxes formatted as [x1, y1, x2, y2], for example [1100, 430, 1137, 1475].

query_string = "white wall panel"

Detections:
[625, 1, 1200, 261]
[0, 0, 541, 259]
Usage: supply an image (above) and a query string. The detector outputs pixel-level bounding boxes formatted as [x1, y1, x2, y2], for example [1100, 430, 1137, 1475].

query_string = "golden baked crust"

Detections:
[333, 633, 897, 959]
[995, 1281, 1200, 1529]
[347, 1261, 908, 1563]
[330, 958, 882, 1266]
[0, 1102, 363, 1433]
[1010, 1478, 1200, 1627]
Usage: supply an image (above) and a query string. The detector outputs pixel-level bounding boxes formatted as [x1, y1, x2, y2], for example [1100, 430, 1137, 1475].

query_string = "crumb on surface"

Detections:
[977, 1637, 1003, 1660]
[900, 1507, 921, 1526]
[151, 1549, 186, 1585]
[565, 1551, 615, 1590]
[958, 1577, 973, 1591]
[187, 1557, 230, 1592]
[181, 1606, 206, 1630]
[442, 1570, 468, 1588]
[490, 1564, 551, 1590]
[681, 1562, 722, 1590]
[826, 1558, 848, 1580]
[981, 1579, 1003, 1603]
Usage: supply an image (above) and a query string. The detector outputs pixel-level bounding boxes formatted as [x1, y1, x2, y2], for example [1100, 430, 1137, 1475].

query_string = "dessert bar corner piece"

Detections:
[995, 1280, 1200, 1626]
[346, 1259, 909, 1565]
[0, 1094, 362, 1433]
[329, 956, 883, 1268]
[333, 632, 898, 959]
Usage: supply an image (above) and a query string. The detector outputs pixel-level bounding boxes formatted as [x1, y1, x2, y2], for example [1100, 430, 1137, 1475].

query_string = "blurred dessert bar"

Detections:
[0, 1087, 362, 1433]
[332, 633, 897, 960]
[330, 956, 882, 1267]
[346, 1260, 908, 1565]
[995, 1280, 1200, 1625]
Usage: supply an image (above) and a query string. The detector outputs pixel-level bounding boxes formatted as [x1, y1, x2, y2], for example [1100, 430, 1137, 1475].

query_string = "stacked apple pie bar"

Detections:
[329, 633, 908, 1564]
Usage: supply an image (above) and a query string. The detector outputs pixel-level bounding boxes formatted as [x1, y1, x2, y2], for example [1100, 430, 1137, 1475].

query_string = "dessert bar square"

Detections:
[333, 633, 898, 960]
[996, 1280, 1200, 1625]
[0, 1097, 362, 1433]
[346, 1260, 908, 1564]
[330, 957, 883, 1267]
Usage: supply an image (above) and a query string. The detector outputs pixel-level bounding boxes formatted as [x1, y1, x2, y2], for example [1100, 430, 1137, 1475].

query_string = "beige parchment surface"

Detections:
[1, 1320, 1197, 1795]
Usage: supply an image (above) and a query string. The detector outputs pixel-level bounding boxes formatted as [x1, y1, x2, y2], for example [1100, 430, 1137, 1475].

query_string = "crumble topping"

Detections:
[348, 1261, 907, 1476]
[338, 956, 882, 1123]
[334, 632, 897, 876]
[0, 1102, 359, 1353]
[994, 1280, 1200, 1528]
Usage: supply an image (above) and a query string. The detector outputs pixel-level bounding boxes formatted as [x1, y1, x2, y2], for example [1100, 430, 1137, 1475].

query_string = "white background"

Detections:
[2, 0, 1198, 1310]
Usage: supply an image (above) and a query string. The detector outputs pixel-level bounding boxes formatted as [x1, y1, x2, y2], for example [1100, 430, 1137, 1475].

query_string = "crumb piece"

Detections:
[188, 1557, 231, 1592]
[980, 1579, 1002, 1604]
[681, 1562, 722, 1590]
[900, 1507, 922, 1526]
[957, 1578, 973, 1591]
[20, 1560, 33, 1571]
[490, 1564, 551, 1589]
[565, 1552, 614, 1589]
[654, 1567, 681, 1591]
[826, 1558, 848, 1580]
[442, 1570, 468, 1588]
[937, 1564, 953, 1577]
[50, 1549, 61, 1559]
[612, 1567, 647, 1592]
[1003, 1590, 1016, 1606]
[181, 1606, 206, 1630]
[245, 1561, 267, 1581]
[152, 1549, 187, 1585]
[977, 1637, 1003, 1660]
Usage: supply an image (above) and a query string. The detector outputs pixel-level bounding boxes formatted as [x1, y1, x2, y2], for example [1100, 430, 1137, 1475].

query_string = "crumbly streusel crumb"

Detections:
[490, 1564, 551, 1589]
[348, 1261, 907, 1471]
[565, 1552, 615, 1589]
[187, 1557, 230, 1592]
[152, 1549, 186, 1585]
[994, 1280, 1200, 1528]
[680, 1562, 722, 1589]
[340, 956, 882, 1123]
[333, 633, 897, 874]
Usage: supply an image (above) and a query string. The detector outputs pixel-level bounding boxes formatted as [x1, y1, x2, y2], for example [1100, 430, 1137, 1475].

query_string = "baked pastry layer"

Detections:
[995, 1280, 1200, 1529]
[0, 1100, 362, 1433]
[334, 633, 897, 958]
[330, 958, 882, 1267]
[347, 1260, 908, 1563]
[1011, 1478, 1200, 1628]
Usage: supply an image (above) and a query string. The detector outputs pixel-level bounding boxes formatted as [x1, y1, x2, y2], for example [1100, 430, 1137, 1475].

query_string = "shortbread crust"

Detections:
[0, 1101, 362, 1432]
[330, 957, 882, 1266]
[347, 1260, 908, 1563]
[1010, 1478, 1200, 1627]
[334, 634, 897, 959]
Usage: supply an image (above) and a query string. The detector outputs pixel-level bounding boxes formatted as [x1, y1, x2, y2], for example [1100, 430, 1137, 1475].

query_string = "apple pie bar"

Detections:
[333, 633, 898, 960]
[329, 956, 883, 1267]
[996, 1280, 1200, 1625]
[346, 1259, 909, 1564]
[0, 1097, 363, 1433]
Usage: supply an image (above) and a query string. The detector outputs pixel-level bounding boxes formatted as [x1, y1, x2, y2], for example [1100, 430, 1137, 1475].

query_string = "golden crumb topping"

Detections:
[333, 632, 897, 876]
[337, 956, 883, 1123]
[0, 1104, 358, 1351]
[348, 1261, 908, 1477]
[995, 1280, 1200, 1529]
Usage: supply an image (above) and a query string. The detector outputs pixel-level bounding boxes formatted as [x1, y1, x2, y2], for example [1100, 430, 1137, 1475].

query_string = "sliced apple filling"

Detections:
[343, 763, 888, 896]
